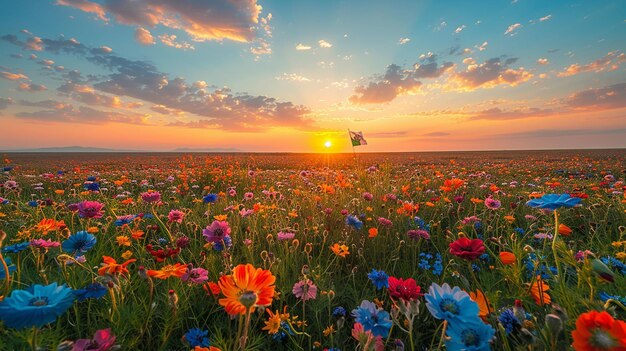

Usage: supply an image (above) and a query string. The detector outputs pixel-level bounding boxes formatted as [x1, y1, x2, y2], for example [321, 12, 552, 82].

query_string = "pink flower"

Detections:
[141, 191, 161, 203]
[244, 192, 254, 200]
[407, 229, 430, 240]
[362, 192, 373, 201]
[485, 197, 501, 210]
[181, 266, 209, 284]
[202, 220, 231, 243]
[167, 209, 185, 223]
[30, 238, 61, 249]
[228, 189, 237, 197]
[72, 328, 116, 351]
[277, 231, 295, 241]
[377, 217, 393, 227]
[292, 279, 317, 301]
[77, 200, 105, 218]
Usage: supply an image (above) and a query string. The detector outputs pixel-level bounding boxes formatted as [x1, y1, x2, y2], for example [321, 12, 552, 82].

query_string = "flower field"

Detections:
[0, 150, 625, 351]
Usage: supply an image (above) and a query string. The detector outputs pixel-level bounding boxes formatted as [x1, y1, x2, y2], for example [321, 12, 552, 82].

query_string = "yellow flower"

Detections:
[213, 214, 227, 221]
[262, 309, 283, 334]
[323, 325, 335, 336]
[87, 226, 99, 234]
[116, 235, 131, 247]
[616, 252, 626, 261]
[121, 250, 133, 260]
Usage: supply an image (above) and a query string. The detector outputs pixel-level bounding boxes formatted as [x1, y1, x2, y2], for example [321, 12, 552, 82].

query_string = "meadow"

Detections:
[0, 150, 625, 351]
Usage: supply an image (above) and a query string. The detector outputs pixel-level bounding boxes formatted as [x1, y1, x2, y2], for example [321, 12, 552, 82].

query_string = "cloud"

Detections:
[318, 40, 332, 48]
[134, 27, 155, 45]
[504, 23, 522, 36]
[369, 131, 408, 138]
[475, 41, 488, 51]
[537, 58, 549, 65]
[158, 34, 194, 50]
[18, 82, 47, 92]
[99, 46, 113, 53]
[295, 43, 311, 51]
[0, 71, 29, 80]
[0, 97, 14, 109]
[423, 132, 450, 137]
[15, 104, 149, 125]
[350, 59, 453, 104]
[2, 32, 311, 131]
[454, 25, 466, 34]
[557, 51, 624, 77]
[448, 57, 533, 91]
[495, 128, 626, 139]
[433, 21, 447, 32]
[565, 83, 626, 110]
[56, 0, 265, 43]
[539, 15, 552, 22]
[57, 81, 140, 108]
[398, 38, 410, 45]
[467, 107, 555, 120]
[150, 104, 184, 115]
[275, 73, 311, 82]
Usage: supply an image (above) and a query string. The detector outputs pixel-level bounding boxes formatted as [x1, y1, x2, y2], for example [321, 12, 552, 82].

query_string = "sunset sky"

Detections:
[0, 0, 625, 152]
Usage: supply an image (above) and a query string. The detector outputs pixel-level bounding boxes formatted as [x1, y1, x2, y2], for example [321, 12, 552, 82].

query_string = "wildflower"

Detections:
[351, 300, 393, 338]
[202, 220, 231, 243]
[469, 290, 491, 320]
[30, 238, 61, 250]
[73, 283, 108, 301]
[77, 200, 105, 218]
[445, 317, 495, 351]
[388, 277, 422, 302]
[97, 256, 136, 276]
[0, 257, 16, 279]
[499, 251, 516, 265]
[362, 192, 373, 201]
[116, 235, 131, 247]
[346, 215, 363, 230]
[73, 328, 116, 351]
[218, 264, 276, 315]
[526, 193, 582, 211]
[330, 243, 350, 257]
[277, 231, 295, 241]
[484, 197, 501, 210]
[323, 325, 336, 336]
[367, 269, 389, 290]
[262, 309, 283, 334]
[141, 191, 161, 203]
[377, 217, 392, 227]
[407, 229, 430, 241]
[498, 308, 521, 334]
[449, 237, 485, 261]
[529, 276, 551, 306]
[147, 263, 188, 279]
[203, 193, 218, 203]
[167, 209, 185, 223]
[425, 283, 479, 324]
[292, 279, 317, 301]
[62, 231, 97, 255]
[184, 328, 211, 348]
[114, 215, 136, 226]
[558, 224, 573, 236]
[572, 310, 626, 351]
[368, 228, 378, 238]
[182, 267, 209, 284]
[0, 282, 75, 329]
[2, 241, 30, 253]
[332, 306, 347, 318]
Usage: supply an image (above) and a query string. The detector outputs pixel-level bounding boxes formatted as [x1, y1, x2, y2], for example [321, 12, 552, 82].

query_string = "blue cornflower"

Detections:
[601, 256, 626, 275]
[184, 328, 210, 348]
[346, 215, 363, 230]
[498, 309, 520, 334]
[86, 176, 97, 181]
[351, 300, 393, 338]
[332, 306, 346, 318]
[598, 292, 626, 304]
[413, 217, 431, 231]
[272, 321, 294, 342]
[425, 283, 479, 324]
[367, 269, 389, 290]
[62, 231, 97, 255]
[2, 166, 12, 172]
[203, 193, 218, 203]
[445, 317, 495, 351]
[213, 236, 232, 251]
[2, 242, 30, 253]
[432, 254, 444, 276]
[73, 283, 108, 301]
[526, 194, 582, 211]
[114, 215, 136, 226]
[83, 182, 100, 191]
[524, 254, 557, 279]
[0, 282, 75, 329]
[514, 227, 525, 235]
[27, 200, 38, 207]
[0, 257, 16, 279]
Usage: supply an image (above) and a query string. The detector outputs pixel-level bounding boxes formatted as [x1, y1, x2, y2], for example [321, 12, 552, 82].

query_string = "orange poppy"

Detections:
[193, 346, 222, 351]
[146, 263, 187, 279]
[499, 251, 516, 265]
[529, 276, 551, 306]
[368, 228, 378, 238]
[330, 243, 350, 257]
[218, 264, 276, 315]
[572, 310, 626, 351]
[98, 256, 136, 276]
[203, 281, 222, 296]
[558, 224, 573, 236]
[469, 290, 492, 320]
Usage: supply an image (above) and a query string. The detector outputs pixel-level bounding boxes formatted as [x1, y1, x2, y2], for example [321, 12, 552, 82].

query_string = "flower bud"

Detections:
[545, 313, 562, 335]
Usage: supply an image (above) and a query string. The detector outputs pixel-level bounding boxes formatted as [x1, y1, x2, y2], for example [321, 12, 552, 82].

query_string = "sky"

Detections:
[0, 0, 625, 152]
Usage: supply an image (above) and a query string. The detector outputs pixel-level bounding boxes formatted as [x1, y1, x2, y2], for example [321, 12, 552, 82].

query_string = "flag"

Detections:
[349, 131, 368, 146]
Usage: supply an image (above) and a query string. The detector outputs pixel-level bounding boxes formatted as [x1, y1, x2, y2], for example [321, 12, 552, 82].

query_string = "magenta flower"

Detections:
[277, 231, 295, 241]
[407, 229, 430, 240]
[182, 267, 209, 284]
[77, 200, 105, 218]
[244, 192, 254, 200]
[30, 238, 61, 249]
[167, 209, 185, 223]
[202, 220, 231, 243]
[362, 192, 373, 201]
[141, 191, 161, 203]
[485, 197, 501, 210]
[292, 279, 317, 301]
[377, 217, 393, 227]
[73, 328, 116, 351]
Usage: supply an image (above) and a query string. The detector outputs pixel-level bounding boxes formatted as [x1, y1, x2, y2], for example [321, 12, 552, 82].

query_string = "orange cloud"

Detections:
[134, 27, 155, 45]
[447, 57, 533, 91]
[557, 51, 624, 77]
[56, 0, 107, 21]
[0, 71, 29, 80]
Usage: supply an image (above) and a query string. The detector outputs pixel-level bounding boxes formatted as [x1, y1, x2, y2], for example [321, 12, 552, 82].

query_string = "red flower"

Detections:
[572, 310, 626, 351]
[388, 277, 422, 301]
[449, 237, 485, 261]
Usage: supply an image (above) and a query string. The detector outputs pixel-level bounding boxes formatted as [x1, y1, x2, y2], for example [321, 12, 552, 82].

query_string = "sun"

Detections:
[324, 140, 332, 148]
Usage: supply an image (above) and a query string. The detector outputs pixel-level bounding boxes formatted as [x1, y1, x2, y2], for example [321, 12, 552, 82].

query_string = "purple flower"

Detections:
[485, 197, 501, 210]
[377, 217, 393, 227]
[77, 201, 105, 219]
[182, 267, 209, 284]
[73, 328, 116, 351]
[407, 229, 430, 240]
[362, 192, 374, 201]
[202, 220, 231, 243]
[141, 191, 161, 203]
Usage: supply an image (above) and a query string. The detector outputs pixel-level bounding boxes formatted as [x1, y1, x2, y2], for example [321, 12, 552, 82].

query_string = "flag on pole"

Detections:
[349, 131, 368, 146]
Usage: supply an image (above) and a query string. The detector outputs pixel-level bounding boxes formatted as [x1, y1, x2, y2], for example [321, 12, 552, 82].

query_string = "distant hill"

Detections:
[172, 147, 241, 152]
[0, 146, 146, 152]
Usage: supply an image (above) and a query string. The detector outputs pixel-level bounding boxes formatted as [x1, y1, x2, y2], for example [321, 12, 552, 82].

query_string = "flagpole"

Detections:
[348, 128, 357, 159]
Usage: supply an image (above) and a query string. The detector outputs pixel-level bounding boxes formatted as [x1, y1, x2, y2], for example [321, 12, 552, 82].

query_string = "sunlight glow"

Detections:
[324, 140, 332, 148]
